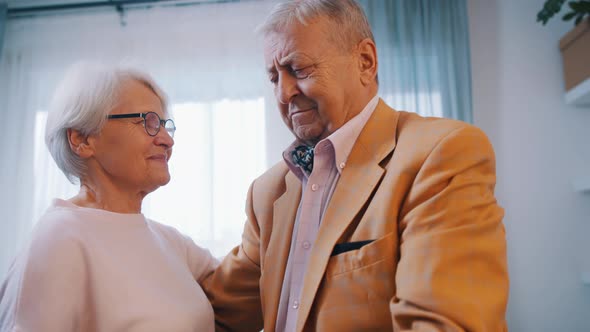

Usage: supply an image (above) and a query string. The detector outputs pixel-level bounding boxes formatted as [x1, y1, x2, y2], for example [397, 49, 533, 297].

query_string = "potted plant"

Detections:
[537, 0, 590, 102]
[537, 0, 590, 26]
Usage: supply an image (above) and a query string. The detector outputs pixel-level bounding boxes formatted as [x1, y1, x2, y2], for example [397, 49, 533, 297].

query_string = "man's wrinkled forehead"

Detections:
[263, 31, 293, 64]
[262, 19, 330, 61]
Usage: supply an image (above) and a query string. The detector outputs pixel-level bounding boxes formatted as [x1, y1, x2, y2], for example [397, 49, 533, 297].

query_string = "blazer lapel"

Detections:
[295, 100, 400, 331]
[263, 171, 301, 331]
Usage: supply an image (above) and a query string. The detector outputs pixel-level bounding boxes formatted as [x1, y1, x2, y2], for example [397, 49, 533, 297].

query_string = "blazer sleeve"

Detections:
[201, 182, 264, 332]
[391, 125, 509, 331]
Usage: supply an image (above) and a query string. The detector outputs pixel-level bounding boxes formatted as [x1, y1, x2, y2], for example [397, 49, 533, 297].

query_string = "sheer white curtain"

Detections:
[0, 0, 277, 275]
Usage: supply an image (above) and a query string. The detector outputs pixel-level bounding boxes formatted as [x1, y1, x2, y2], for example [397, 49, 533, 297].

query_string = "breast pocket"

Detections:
[310, 232, 398, 331]
[325, 231, 397, 276]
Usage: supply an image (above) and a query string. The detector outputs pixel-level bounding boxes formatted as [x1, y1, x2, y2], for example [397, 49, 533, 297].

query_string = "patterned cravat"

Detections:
[291, 145, 314, 175]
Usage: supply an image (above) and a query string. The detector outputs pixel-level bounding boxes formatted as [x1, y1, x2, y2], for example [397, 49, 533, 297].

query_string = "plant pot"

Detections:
[559, 18, 590, 92]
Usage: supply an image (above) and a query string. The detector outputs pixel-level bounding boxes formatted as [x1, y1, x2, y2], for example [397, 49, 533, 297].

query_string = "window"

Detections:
[33, 98, 266, 257]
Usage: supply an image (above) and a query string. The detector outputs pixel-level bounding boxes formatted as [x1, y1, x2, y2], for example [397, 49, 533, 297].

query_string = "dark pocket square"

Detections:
[331, 240, 375, 257]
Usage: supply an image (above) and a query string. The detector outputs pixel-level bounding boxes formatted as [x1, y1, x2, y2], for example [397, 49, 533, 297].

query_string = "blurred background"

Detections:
[0, 0, 589, 330]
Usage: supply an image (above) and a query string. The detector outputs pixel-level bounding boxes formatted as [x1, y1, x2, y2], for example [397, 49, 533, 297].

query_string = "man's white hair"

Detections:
[258, 0, 374, 52]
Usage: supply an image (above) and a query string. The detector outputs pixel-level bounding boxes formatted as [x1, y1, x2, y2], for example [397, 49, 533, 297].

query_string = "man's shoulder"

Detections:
[263, 160, 291, 177]
[372, 100, 474, 139]
[394, 109, 486, 145]
[397, 109, 465, 132]
[253, 160, 291, 191]
[244, 161, 296, 219]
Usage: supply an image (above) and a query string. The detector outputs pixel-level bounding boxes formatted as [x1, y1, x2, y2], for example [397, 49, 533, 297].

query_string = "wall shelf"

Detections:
[572, 176, 590, 193]
[565, 77, 590, 106]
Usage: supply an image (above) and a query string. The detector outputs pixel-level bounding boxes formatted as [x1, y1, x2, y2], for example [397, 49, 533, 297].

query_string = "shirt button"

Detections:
[292, 300, 299, 309]
[311, 183, 318, 191]
[339, 162, 346, 169]
[302, 241, 311, 249]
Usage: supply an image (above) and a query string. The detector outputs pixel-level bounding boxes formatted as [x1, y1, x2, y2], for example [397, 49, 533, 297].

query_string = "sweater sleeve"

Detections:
[0, 214, 89, 332]
[183, 235, 219, 284]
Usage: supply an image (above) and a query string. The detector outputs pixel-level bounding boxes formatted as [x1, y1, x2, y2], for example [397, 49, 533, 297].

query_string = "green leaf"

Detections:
[575, 14, 584, 24]
[570, 1, 583, 11]
[563, 11, 577, 20]
[536, 15, 548, 25]
[537, 0, 567, 25]
[546, 0, 565, 13]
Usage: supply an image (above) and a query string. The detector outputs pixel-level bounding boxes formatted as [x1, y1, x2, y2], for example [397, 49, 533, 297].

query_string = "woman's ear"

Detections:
[67, 128, 94, 158]
[356, 38, 378, 86]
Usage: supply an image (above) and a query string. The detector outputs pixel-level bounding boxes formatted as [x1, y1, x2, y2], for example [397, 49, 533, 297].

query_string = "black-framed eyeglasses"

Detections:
[107, 112, 176, 138]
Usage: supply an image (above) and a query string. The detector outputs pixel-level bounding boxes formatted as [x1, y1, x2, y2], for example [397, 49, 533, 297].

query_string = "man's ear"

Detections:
[356, 38, 378, 86]
[67, 128, 94, 159]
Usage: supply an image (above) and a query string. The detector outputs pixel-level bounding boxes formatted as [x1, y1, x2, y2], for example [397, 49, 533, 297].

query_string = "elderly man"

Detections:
[202, 0, 509, 331]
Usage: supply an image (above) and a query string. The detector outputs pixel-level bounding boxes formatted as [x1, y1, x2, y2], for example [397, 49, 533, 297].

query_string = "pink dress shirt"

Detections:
[275, 95, 379, 332]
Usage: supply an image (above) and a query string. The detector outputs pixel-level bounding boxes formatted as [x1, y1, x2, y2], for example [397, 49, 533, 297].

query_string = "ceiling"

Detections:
[5, 0, 222, 6]
[5, 0, 242, 18]
[7, 0, 104, 8]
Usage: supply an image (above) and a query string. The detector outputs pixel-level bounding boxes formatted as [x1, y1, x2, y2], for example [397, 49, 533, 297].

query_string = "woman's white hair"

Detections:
[258, 0, 374, 52]
[45, 61, 168, 183]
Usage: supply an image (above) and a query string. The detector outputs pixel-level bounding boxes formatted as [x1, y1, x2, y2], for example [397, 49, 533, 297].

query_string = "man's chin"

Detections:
[293, 126, 323, 145]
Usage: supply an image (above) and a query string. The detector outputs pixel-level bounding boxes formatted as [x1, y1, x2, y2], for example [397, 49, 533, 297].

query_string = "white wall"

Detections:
[469, 0, 590, 330]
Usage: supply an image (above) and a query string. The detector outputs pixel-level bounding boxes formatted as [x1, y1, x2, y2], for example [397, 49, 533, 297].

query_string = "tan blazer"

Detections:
[202, 100, 509, 331]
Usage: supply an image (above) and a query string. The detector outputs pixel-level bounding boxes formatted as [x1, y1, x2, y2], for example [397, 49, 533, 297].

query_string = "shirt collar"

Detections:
[327, 94, 379, 174]
[283, 94, 380, 177]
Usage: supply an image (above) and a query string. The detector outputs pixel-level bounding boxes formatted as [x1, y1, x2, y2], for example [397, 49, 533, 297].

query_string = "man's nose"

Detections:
[276, 73, 299, 104]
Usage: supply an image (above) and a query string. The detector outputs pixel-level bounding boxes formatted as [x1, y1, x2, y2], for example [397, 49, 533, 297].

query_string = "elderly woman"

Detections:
[0, 62, 216, 331]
